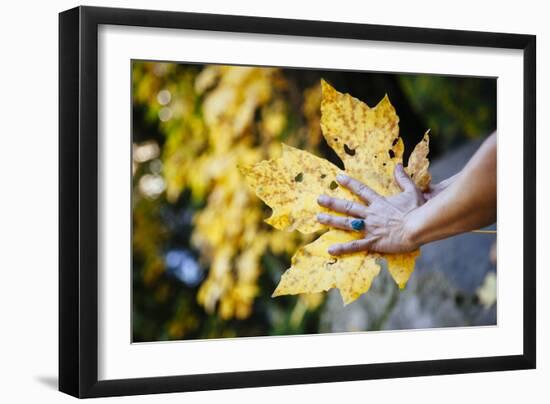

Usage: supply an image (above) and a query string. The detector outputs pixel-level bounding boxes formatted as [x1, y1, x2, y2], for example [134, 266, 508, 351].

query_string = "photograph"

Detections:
[54, 4, 538, 399]
[0, 0, 542, 401]
[131, 61, 498, 342]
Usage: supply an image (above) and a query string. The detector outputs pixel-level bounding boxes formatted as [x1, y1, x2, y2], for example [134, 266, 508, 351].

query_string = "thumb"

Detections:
[394, 163, 416, 193]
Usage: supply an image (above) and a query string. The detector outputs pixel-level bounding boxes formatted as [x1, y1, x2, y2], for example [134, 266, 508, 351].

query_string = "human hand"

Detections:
[316, 164, 425, 255]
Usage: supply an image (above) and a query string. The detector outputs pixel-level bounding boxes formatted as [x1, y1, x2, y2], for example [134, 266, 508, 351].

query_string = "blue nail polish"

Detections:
[350, 219, 365, 231]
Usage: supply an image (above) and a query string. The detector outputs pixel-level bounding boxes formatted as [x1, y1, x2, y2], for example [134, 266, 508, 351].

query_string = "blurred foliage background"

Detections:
[132, 61, 496, 342]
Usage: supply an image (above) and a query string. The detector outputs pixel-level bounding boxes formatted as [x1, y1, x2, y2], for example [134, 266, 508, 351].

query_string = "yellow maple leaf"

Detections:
[241, 79, 430, 304]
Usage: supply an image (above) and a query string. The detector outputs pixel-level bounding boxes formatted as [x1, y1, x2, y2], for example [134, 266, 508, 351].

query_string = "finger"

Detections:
[328, 235, 380, 256]
[336, 174, 380, 203]
[317, 195, 367, 217]
[393, 163, 416, 193]
[317, 213, 365, 232]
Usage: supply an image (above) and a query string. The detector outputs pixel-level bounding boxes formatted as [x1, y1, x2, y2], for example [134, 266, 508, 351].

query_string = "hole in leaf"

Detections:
[392, 137, 399, 146]
[334, 138, 339, 142]
[327, 258, 338, 265]
[320, 174, 327, 179]
[388, 149, 395, 158]
[344, 144, 356, 156]
[294, 172, 304, 182]
[329, 181, 338, 190]
[383, 163, 386, 166]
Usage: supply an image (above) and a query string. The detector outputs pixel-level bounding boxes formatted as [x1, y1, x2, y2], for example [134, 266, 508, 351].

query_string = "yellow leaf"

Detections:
[242, 80, 431, 304]
[272, 230, 380, 305]
[477, 271, 497, 308]
[385, 250, 421, 289]
[406, 130, 432, 192]
[240, 143, 356, 233]
[320, 80, 405, 196]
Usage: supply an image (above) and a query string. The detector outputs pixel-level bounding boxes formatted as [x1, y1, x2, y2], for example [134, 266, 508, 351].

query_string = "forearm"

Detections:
[405, 133, 497, 247]
[424, 171, 462, 199]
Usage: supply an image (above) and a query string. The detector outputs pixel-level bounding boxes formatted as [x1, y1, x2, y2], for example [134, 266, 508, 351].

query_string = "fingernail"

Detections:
[328, 246, 337, 255]
[317, 194, 328, 204]
[317, 213, 328, 221]
[336, 174, 347, 183]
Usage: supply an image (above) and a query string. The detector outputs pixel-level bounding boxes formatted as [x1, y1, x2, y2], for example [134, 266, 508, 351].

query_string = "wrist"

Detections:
[402, 208, 425, 250]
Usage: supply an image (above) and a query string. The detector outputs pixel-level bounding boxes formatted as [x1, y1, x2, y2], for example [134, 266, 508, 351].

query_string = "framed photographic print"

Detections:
[59, 6, 536, 398]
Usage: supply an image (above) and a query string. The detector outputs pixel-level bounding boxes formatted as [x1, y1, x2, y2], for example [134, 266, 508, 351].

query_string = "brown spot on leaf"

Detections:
[344, 144, 356, 156]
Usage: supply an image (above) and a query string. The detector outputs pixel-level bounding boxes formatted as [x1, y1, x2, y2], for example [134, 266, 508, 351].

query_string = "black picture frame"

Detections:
[59, 5, 536, 398]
